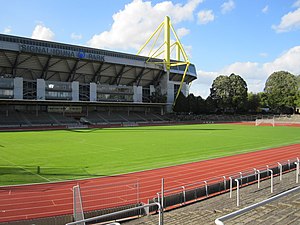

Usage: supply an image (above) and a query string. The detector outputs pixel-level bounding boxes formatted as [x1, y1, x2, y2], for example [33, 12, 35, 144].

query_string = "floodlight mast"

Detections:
[137, 16, 191, 106]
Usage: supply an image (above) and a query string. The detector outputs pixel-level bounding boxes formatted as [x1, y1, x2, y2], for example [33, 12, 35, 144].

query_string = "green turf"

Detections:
[0, 124, 299, 185]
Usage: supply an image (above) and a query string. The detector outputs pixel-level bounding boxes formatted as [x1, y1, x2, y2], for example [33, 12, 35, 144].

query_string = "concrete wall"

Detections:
[90, 82, 97, 101]
[133, 85, 142, 103]
[71, 81, 79, 101]
[36, 79, 45, 100]
[13, 77, 23, 99]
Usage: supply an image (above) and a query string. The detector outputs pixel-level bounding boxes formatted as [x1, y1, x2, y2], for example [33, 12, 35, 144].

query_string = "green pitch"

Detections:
[0, 124, 299, 185]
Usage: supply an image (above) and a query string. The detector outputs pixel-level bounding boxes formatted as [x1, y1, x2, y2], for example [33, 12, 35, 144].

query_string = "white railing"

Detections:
[215, 186, 300, 225]
[65, 202, 163, 225]
[154, 157, 298, 209]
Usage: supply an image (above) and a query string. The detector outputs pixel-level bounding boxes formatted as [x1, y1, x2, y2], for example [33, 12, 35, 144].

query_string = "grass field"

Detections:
[0, 123, 300, 186]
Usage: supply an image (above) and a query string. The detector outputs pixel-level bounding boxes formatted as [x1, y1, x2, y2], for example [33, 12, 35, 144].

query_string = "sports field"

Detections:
[0, 124, 299, 186]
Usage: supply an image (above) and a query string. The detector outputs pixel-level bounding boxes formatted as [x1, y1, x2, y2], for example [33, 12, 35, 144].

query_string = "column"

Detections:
[13, 77, 23, 99]
[37, 79, 45, 100]
[71, 81, 79, 101]
[133, 85, 142, 103]
[90, 82, 97, 101]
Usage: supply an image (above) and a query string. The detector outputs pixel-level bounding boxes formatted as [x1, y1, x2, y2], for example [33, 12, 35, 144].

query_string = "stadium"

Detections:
[0, 31, 197, 129]
[0, 18, 300, 225]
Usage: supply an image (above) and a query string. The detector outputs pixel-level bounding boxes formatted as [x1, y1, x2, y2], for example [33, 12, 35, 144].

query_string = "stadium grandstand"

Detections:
[0, 33, 197, 128]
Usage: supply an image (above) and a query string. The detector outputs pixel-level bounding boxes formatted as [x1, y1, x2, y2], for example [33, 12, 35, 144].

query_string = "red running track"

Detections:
[0, 144, 299, 223]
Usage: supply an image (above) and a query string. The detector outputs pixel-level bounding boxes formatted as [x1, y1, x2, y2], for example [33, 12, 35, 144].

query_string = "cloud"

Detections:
[71, 33, 83, 40]
[262, 5, 268, 14]
[221, 0, 235, 14]
[31, 24, 55, 41]
[197, 10, 215, 24]
[190, 46, 300, 98]
[176, 27, 190, 38]
[3, 27, 12, 34]
[259, 52, 268, 58]
[263, 46, 300, 75]
[189, 70, 219, 97]
[272, 7, 300, 32]
[293, 0, 300, 8]
[87, 0, 203, 51]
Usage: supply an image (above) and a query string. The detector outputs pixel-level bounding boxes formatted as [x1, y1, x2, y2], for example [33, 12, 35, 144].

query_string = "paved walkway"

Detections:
[123, 170, 300, 225]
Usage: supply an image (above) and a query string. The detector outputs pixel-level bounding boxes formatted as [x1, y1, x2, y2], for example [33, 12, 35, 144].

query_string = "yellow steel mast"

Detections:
[137, 16, 190, 105]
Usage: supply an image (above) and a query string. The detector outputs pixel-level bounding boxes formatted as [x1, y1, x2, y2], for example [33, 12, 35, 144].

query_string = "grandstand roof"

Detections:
[0, 34, 197, 87]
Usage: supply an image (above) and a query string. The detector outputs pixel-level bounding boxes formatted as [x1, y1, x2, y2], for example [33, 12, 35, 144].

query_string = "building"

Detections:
[0, 34, 197, 120]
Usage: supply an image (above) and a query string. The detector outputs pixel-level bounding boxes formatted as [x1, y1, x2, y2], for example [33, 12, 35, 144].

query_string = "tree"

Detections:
[195, 96, 207, 114]
[209, 75, 231, 111]
[295, 75, 300, 107]
[264, 71, 297, 113]
[229, 73, 248, 112]
[173, 92, 189, 112]
[209, 73, 248, 113]
[187, 94, 198, 114]
[205, 96, 217, 113]
[247, 92, 261, 112]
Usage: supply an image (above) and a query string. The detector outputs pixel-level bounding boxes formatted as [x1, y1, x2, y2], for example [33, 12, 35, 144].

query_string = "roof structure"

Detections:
[0, 34, 197, 87]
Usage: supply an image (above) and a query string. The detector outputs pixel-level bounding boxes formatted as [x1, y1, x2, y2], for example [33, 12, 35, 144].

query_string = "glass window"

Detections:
[0, 89, 13, 98]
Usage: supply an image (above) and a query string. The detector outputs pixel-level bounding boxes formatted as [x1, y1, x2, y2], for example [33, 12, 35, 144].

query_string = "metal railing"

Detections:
[153, 157, 299, 209]
[65, 202, 163, 225]
[68, 157, 299, 225]
[215, 185, 300, 225]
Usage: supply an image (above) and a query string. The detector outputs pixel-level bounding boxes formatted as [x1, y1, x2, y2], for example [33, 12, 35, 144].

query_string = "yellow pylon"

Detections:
[137, 16, 190, 105]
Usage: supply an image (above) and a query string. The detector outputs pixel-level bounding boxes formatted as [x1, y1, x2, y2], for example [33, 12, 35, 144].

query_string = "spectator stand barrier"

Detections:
[66, 202, 163, 225]
[214, 185, 300, 225]
[152, 157, 299, 213]
[68, 158, 299, 224]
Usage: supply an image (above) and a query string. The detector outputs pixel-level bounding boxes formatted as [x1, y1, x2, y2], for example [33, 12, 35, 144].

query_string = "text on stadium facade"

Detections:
[19, 44, 105, 62]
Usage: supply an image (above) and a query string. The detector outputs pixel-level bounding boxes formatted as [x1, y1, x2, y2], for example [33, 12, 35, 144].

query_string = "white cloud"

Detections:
[176, 27, 190, 38]
[190, 46, 300, 98]
[272, 8, 300, 32]
[71, 33, 83, 40]
[262, 5, 268, 14]
[221, 0, 235, 14]
[259, 52, 268, 58]
[87, 0, 203, 51]
[197, 10, 215, 25]
[3, 27, 12, 34]
[189, 70, 219, 97]
[31, 24, 55, 41]
[263, 46, 300, 75]
[293, 0, 300, 8]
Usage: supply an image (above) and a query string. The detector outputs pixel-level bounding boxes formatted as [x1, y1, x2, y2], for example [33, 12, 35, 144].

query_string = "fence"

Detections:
[151, 157, 299, 211]
[215, 185, 300, 225]
[66, 157, 299, 225]
[79, 179, 140, 213]
[1, 157, 298, 225]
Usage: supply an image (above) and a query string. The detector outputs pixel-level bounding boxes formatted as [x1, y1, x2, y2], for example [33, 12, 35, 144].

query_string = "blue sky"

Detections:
[1, 0, 300, 97]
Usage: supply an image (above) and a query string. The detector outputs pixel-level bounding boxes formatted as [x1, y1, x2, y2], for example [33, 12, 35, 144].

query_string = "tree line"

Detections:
[174, 71, 300, 114]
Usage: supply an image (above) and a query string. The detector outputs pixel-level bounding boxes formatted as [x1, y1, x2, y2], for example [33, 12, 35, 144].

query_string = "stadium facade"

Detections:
[0, 34, 197, 116]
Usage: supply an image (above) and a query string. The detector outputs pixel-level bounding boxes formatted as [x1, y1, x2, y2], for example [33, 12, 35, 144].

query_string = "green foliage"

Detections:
[296, 76, 300, 107]
[264, 71, 297, 112]
[173, 93, 208, 114]
[209, 73, 248, 113]
[229, 74, 248, 112]
[295, 90, 300, 107]
[173, 91, 189, 112]
[297, 75, 300, 86]
[210, 75, 231, 110]
[247, 92, 261, 112]
[1, 124, 299, 185]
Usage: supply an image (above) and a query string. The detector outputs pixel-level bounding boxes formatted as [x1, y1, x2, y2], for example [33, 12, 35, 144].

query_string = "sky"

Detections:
[1, 0, 300, 98]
